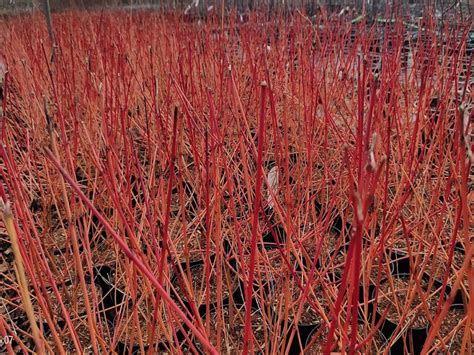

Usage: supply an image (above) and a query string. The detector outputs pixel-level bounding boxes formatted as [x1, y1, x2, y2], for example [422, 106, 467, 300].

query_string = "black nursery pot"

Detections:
[180, 299, 269, 355]
[232, 277, 276, 310]
[371, 275, 429, 355]
[302, 323, 336, 354]
[433, 280, 465, 310]
[293, 251, 321, 274]
[176, 267, 273, 353]
[115, 339, 169, 354]
[171, 258, 211, 317]
[222, 238, 238, 272]
[330, 214, 352, 241]
[170, 254, 236, 317]
[371, 252, 456, 355]
[115, 342, 148, 355]
[388, 249, 412, 274]
[284, 283, 330, 353]
[285, 280, 373, 352]
[449, 242, 467, 309]
[365, 247, 468, 354]
[87, 264, 130, 324]
[76, 213, 107, 246]
[286, 323, 319, 354]
[376, 318, 428, 355]
[358, 284, 376, 323]
[261, 223, 287, 250]
[383, 252, 427, 353]
[389, 247, 466, 310]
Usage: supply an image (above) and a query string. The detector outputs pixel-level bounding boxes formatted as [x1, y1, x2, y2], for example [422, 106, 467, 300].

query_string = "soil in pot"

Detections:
[171, 259, 232, 314]
[368, 255, 394, 285]
[376, 274, 446, 354]
[323, 244, 350, 285]
[191, 304, 269, 354]
[173, 226, 209, 264]
[281, 279, 332, 353]
[303, 323, 338, 354]
[434, 306, 466, 353]
[300, 231, 346, 275]
[343, 323, 387, 354]
[51, 279, 105, 320]
[427, 245, 468, 304]
[428, 248, 465, 279]
[254, 248, 288, 274]
[288, 282, 329, 326]
[302, 317, 387, 354]
[378, 276, 436, 329]
[112, 295, 173, 353]
[170, 181, 198, 218]
[40, 282, 107, 353]
[374, 306, 467, 354]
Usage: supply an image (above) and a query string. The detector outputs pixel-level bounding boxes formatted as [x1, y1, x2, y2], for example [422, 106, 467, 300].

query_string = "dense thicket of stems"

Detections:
[0, 6, 471, 354]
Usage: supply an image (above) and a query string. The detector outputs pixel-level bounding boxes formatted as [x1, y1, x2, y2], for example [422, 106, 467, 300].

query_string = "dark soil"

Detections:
[436, 307, 466, 352]
[290, 282, 328, 325]
[172, 262, 230, 309]
[378, 276, 436, 328]
[195, 305, 267, 353]
[304, 324, 334, 354]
